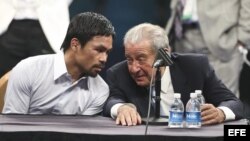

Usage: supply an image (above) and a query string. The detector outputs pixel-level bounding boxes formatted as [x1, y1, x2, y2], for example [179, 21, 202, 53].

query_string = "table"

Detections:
[0, 114, 248, 141]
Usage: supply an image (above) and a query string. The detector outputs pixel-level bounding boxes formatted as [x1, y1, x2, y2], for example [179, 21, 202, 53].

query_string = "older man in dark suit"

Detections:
[103, 23, 243, 126]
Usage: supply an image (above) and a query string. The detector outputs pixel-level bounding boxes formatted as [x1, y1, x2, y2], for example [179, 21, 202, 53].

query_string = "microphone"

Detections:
[153, 48, 173, 67]
[142, 47, 173, 126]
[153, 60, 164, 67]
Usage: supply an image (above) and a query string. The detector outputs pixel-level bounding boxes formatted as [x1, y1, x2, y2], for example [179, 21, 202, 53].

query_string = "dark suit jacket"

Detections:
[103, 53, 243, 119]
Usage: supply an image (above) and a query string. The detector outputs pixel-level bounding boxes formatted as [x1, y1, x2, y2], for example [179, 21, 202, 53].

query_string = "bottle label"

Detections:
[186, 111, 201, 122]
[169, 111, 184, 122]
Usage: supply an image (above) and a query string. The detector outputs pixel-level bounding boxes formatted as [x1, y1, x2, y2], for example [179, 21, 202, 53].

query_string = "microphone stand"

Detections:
[142, 48, 173, 125]
[154, 66, 161, 118]
[142, 66, 168, 125]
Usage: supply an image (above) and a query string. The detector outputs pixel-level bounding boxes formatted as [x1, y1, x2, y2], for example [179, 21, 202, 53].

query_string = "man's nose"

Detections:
[99, 52, 108, 63]
[130, 61, 140, 73]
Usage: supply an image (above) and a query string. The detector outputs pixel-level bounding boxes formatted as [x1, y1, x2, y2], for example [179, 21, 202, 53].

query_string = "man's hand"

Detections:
[201, 104, 225, 125]
[116, 104, 142, 126]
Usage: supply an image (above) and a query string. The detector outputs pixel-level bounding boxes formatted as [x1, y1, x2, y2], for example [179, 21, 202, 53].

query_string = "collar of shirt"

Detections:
[54, 51, 68, 81]
[53, 51, 88, 86]
[161, 67, 171, 94]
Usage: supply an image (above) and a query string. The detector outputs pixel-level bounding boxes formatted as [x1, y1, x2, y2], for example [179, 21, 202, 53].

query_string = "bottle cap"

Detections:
[190, 92, 197, 98]
[195, 90, 202, 94]
[174, 93, 181, 98]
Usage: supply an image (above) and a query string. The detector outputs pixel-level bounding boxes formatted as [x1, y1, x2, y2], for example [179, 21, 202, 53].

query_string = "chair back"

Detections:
[0, 72, 10, 112]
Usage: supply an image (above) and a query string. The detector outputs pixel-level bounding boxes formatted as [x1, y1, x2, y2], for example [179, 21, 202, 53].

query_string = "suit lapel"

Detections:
[169, 62, 191, 104]
[135, 86, 155, 117]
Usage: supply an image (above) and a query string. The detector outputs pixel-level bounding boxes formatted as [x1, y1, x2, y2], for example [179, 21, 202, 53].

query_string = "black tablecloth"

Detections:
[0, 114, 248, 141]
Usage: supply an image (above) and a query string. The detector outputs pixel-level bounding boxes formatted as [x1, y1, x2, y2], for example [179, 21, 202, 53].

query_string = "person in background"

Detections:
[103, 23, 243, 126]
[0, 0, 73, 77]
[3, 12, 116, 115]
[165, 0, 250, 98]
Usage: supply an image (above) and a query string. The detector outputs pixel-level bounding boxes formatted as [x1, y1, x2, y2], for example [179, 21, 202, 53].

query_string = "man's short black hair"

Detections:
[61, 12, 115, 52]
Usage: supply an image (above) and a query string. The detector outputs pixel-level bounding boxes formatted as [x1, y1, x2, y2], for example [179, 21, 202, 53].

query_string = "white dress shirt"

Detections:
[3, 52, 109, 115]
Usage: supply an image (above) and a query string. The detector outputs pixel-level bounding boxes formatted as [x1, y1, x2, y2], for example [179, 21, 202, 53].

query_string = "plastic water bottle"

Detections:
[195, 90, 205, 104]
[185, 93, 201, 128]
[168, 93, 184, 128]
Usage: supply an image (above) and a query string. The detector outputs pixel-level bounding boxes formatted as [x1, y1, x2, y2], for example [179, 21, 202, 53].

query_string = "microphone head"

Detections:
[153, 59, 164, 67]
[153, 48, 173, 68]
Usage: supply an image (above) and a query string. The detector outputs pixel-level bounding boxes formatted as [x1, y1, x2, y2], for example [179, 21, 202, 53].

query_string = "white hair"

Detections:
[123, 23, 169, 53]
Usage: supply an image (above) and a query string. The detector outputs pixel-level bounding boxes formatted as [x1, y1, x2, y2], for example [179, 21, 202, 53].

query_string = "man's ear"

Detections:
[163, 47, 171, 53]
[70, 38, 80, 51]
